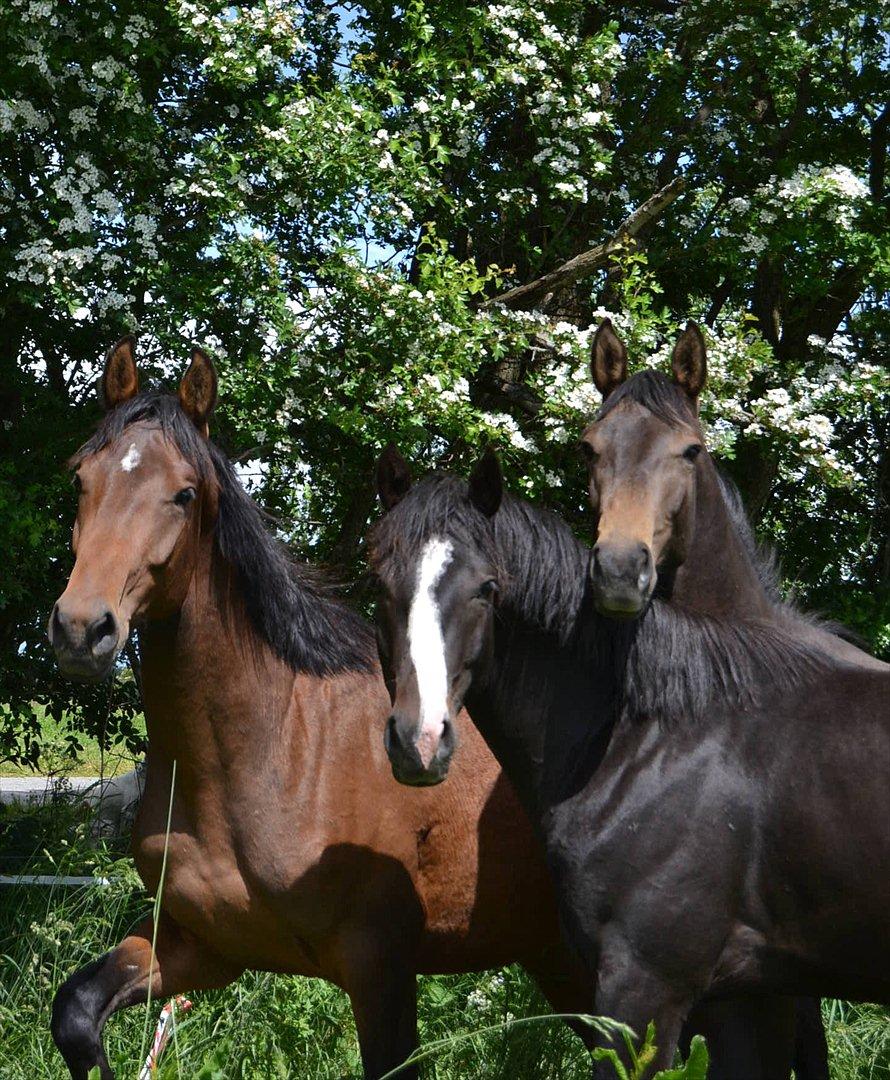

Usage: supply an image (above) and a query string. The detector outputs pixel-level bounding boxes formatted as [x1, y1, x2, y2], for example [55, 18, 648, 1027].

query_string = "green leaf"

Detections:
[592, 1046, 630, 1080]
[653, 1034, 710, 1080]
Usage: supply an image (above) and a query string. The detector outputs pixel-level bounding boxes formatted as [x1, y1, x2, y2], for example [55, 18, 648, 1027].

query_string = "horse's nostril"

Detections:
[636, 544, 652, 585]
[439, 718, 456, 757]
[86, 610, 118, 658]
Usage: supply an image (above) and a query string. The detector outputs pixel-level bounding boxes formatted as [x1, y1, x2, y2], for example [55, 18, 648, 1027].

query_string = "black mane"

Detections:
[73, 391, 375, 677]
[369, 474, 589, 641]
[370, 469, 833, 725]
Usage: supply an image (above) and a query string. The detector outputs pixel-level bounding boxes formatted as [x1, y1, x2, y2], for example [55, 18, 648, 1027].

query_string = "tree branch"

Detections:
[484, 177, 686, 311]
[705, 277, 734, 326]
[778, 263, 864, 359]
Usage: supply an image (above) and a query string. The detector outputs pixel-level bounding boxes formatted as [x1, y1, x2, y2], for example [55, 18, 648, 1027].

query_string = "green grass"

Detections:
[0, 805, 886, 1079]
[824, 1001, 890, 1080]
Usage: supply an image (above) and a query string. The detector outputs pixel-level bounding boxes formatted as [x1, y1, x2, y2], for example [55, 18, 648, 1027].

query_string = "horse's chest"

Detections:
[134, 828, 245, 925]
[131, 822, 324, 975]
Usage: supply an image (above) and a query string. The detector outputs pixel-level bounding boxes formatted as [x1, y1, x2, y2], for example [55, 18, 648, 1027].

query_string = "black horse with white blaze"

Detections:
[370, 329, 886, 1076]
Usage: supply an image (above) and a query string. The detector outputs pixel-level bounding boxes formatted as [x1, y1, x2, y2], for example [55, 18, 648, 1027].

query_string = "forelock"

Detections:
[369, 471, 590, 641]
[70, 391, 213, 483]
[596, 369, 702, 433]
[369, 474, 497, 583]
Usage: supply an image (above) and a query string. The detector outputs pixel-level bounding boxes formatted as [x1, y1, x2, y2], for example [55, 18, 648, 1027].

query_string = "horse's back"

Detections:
[789, 616, 890, 673]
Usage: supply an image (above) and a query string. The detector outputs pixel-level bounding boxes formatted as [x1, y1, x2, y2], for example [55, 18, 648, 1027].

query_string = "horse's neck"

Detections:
[466, 476, 773, 819]
[670, 462, 773, 621]
[466, 526, 616, 821]
[676, 465, 887, 670]
[137, 541, 306, 778]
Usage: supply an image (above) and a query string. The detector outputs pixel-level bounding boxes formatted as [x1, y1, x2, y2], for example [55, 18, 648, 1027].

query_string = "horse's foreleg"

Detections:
[51, 913, 241, 1080]
[339, 934, 419, 1080]
[683, 996, 798, 1080]
[793, 998, 829, 1080]
[590, 949, 690, 1080]
[524, 952, 597, 1049]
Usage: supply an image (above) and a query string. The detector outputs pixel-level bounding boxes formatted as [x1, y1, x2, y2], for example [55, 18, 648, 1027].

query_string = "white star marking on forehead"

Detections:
[120, 443, 141, 472]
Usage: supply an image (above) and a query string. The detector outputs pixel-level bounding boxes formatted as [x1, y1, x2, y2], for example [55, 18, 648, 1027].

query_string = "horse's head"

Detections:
[369, 447, 503, 786]
[579, 319, 707, 619]
[49, 338, 219, 680]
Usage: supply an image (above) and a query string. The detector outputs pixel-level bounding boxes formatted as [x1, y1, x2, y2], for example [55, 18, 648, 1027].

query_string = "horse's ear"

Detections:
[468, 446, 503, 518]
[590, 319, 628, 400]
[101, 336, 139, 410]
[670, 321, 707, 407]
[178, 347, 218, 434]
[376, 443, 412, 510]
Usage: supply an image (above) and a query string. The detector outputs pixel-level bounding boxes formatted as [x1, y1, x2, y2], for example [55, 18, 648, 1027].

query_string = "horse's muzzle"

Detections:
[48, 601, 121, 682]
[384, 713, 456, 786]
[590, 540, 654, 619]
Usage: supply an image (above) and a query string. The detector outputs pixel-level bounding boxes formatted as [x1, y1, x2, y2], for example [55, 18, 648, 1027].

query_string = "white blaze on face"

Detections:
[120, 442, 141, 472]
[408, 537, 454, 767]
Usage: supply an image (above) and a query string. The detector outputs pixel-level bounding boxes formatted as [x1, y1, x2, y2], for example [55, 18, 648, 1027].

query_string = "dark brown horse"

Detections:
[47, 338, 590, 1079]
[571, 323, 890, 1026]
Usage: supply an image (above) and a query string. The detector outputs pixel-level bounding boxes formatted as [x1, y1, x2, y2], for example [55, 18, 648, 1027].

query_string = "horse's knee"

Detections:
[593, 950, 689, 1075]
[51, 957, 114, 1080]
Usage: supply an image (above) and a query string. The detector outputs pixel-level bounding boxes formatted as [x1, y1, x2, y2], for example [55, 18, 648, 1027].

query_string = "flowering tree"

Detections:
[1, 0, 887, 761]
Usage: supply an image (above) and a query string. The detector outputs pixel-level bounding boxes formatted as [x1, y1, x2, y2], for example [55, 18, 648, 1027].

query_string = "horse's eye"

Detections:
[683, 444, 703, 463]
[579, 441, 599, 464]
[478, 580, 498, 601]
[174, 486, 196, 507]
[72, 473, 82, 493]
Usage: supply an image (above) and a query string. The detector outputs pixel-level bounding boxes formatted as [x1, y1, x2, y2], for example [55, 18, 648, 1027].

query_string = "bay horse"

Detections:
[47, 338, 592, 1080]
[370, 455, 839, 1080]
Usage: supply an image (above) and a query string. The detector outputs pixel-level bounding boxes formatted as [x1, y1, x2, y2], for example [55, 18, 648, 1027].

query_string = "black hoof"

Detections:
[51, 960, 115, 1080]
